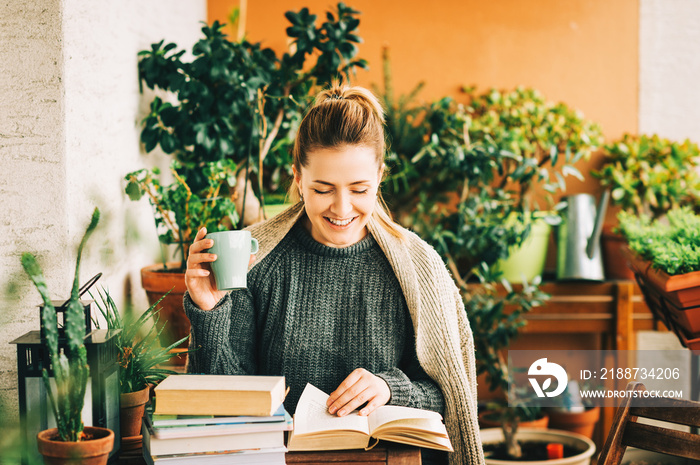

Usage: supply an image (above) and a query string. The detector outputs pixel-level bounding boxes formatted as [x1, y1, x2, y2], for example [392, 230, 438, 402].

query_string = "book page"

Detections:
[293, 384, 369, 436]
[367, 405, 443, 434]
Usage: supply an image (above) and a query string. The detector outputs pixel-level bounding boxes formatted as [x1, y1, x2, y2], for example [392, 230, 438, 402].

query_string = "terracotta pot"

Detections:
[601, 226, 635, 280]
[120, 385, 150, 438]
[547, 406, 600, 439]
[623, 248, 700, 344]
[141, 262, 189, 365]
[37, 426, 114, 465]
[478, 411, 549, 430]
[623, 248, 700, 308]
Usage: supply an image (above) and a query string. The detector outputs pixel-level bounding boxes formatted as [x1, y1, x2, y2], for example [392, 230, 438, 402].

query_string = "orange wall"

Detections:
[209, 0, 638, 197]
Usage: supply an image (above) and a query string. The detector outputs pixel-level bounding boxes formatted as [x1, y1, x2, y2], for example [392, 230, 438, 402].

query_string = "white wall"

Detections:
[0, 0, 206, 423]
[639, 0, 700, 142]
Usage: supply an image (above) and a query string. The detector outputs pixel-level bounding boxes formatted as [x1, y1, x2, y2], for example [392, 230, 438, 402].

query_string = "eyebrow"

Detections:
[312, 180, 371, 186]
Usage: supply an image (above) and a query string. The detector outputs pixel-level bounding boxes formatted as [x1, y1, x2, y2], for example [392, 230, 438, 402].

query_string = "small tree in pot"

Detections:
[21, 208, 115, 464]
[129, 3, 368, 351]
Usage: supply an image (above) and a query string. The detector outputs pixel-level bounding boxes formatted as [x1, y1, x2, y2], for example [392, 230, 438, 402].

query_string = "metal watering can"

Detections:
[556, 191, 610, 281]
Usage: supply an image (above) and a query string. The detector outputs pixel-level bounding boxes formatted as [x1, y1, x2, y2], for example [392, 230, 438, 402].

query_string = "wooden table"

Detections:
[287, 446, 421, 464]
[120, 444, 421, 465]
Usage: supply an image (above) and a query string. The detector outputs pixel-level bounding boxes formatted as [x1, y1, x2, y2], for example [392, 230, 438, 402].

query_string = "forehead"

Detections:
[302, 145, 380, 181]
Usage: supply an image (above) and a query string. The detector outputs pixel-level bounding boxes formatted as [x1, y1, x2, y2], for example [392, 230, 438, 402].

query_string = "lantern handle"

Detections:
[59, 272, 102, 308]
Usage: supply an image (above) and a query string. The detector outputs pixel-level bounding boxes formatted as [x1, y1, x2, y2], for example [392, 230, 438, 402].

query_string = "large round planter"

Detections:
[547, 407, 600, 439]
[141, 262, 189, 365]
[37, 426, 114, 465]
[478, 411, 549, 430]
[120, 385, 150, 438]
[480, 428, 595, 465]
[601, 226, 634, 280]
[497, 218, 552, 284]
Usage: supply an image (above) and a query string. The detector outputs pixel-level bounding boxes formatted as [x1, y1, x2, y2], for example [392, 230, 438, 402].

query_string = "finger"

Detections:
[185, 268, 210, 278]
[190, 238, 214, 255]
[194, 227, 207, 242]
[328, 369, 365, 408]
[329, 378, 369, 415]
[249, 254, 256, 267]
[359, 397, 385, 417]
[188, 252, 217, 267]
[334, 386, 373, 417]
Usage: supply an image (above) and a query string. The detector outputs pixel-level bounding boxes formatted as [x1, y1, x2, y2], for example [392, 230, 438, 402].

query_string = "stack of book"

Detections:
[143, 375, 291, 465]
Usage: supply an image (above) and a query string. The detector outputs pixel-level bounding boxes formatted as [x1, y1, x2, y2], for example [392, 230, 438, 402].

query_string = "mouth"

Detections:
[324, 216, 357, 229]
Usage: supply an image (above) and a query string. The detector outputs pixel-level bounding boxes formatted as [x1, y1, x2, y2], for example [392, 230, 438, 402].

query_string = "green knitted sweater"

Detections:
[186, 203, 484, 465]
[184, 222, 445, 414]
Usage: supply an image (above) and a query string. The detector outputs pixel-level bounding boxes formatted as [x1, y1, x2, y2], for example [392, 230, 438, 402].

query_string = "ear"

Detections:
[293, 165, 302, 191]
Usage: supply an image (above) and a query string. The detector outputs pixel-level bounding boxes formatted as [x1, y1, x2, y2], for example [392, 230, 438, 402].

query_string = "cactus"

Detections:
[21, 208, 100, 442]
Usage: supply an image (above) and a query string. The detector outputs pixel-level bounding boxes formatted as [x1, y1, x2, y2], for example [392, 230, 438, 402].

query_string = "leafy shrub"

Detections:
[593, 134, 700, 218]
[618, 207, 700, 275]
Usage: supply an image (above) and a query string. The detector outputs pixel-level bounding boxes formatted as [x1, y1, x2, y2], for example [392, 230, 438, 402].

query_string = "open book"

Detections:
[287, 384, 453, 452]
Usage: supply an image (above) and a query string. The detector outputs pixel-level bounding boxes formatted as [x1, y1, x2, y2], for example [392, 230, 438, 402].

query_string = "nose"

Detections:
[331, 191, 352, 217]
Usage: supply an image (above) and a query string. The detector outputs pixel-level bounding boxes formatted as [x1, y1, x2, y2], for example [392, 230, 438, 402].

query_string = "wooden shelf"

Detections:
[495, 280, 658, 450]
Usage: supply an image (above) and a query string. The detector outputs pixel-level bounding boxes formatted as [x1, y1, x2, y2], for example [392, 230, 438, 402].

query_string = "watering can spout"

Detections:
[585, 190, 610, 260]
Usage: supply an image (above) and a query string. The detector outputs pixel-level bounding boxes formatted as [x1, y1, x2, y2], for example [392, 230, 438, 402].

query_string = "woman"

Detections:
[184, 83, 484, 465]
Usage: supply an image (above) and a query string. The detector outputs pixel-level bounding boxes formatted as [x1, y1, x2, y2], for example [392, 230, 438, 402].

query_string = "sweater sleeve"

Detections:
[184, 290, 257, 375]
[375, 328, 445, 415]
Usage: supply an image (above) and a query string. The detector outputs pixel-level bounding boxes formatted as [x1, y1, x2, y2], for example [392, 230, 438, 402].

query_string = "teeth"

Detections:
[328, 217, 353, 226]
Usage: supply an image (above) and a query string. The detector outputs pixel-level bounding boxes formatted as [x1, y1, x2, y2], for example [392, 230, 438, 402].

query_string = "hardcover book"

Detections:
[154, 374, 286, 417]
[287, 384, 453, 452]
[145, 410, 293, 439]
[142, 421, 285, 456]
[152, 403, 286, 428]
[142, 444, 287, 465]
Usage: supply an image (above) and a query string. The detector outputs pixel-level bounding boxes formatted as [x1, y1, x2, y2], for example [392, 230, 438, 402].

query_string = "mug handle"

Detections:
[250, 238, 259, 254]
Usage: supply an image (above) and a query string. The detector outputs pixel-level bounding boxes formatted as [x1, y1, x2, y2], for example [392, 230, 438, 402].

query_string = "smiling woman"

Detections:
[294, 145, 380, 247]
[183, 82, 485, 465]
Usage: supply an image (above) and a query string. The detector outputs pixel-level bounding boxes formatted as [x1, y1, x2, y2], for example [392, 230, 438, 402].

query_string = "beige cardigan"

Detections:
[246, 203, 484, 465]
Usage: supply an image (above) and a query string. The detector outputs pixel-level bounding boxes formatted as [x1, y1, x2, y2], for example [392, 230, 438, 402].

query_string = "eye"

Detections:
[352, 189, 368, 195]
[313, 189, 331, 195]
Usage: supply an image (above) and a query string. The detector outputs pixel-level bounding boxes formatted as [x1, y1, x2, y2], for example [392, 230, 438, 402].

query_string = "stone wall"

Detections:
[0, 0, 206, 422]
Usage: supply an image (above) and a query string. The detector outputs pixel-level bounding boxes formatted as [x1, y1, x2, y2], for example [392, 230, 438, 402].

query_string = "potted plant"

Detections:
[617, 207, 700, 348]
[130, 3, 368, 348]
[480, 428, 596, 464]
[21, 208, 115, 465]
[377, 54, 596, 459]
[136, 3, 367, 223]
[125, 160, 239, 352]
[382, 82, 603, 285]
[461, 86, 603, 283]
[91, 288, 191, 445]
[592, 134, 700, 279]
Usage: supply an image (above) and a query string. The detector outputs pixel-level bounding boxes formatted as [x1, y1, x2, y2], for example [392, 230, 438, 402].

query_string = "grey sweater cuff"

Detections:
[183, 291, 231, 373]
[376, 367, 414, 407]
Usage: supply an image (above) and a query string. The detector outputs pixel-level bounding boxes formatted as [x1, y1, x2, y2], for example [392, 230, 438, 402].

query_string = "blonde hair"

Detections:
[289, 82, 404, 239]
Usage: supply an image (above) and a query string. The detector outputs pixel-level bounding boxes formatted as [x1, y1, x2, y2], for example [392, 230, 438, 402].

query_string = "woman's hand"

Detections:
[185, 227, 227, 311]
[327, 368, 391, 417]
[186, 227, 258, 311]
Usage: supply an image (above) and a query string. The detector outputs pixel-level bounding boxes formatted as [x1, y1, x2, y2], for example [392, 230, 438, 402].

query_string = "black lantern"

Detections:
[11, 300, 121, 464]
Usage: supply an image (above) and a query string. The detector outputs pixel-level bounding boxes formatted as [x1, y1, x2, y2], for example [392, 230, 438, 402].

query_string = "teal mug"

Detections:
[205, 230, 259, 290]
